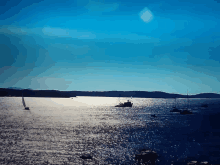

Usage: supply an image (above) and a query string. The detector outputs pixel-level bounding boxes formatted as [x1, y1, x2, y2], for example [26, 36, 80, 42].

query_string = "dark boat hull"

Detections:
[170, 109, 181, 112]
[180, 110, 192, 114]
[115, 102, 133, 107]
[170, 107, 181, 112]
[115, 104, 132, 107]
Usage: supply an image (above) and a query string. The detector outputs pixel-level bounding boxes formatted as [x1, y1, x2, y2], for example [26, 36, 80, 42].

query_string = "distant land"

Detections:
[0, 88, 75, 98]
[1, 88, 220, 98]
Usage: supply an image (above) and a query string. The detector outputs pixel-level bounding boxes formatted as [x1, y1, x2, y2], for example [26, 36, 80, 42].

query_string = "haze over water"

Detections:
[1, 97, 220, 164]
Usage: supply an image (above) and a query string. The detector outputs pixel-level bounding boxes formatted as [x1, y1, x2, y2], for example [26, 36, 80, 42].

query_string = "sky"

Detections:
[0, 0, 220, 94]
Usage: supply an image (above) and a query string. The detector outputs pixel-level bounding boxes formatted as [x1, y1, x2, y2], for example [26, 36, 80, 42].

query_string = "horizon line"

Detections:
[2, 87, 220, 95]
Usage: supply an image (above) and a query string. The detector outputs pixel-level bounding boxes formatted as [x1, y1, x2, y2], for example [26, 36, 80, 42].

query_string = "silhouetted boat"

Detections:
[180, 90, 192, 115]
[115, 100, 133, 107]
[201, 104, 208, 108]
[170, 97, 181, 112]
[170, 107, 181, 112]
[180, 110, 192, 114]
[22, 94, 30, 110]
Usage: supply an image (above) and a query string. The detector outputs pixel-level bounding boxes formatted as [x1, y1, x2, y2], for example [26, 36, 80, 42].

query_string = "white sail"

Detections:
[22, 96, 26, 108]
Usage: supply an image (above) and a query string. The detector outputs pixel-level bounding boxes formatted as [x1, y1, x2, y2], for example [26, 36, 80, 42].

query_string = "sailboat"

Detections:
[22, 93, 30, 110]
[170, 97, 181, 112]
[180, 90, 192, 115]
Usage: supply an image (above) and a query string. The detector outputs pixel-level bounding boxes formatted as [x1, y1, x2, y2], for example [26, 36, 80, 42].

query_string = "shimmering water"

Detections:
[0, 97, 220, 164]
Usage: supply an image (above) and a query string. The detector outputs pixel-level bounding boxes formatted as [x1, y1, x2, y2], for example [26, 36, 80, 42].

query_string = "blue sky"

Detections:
[0, 0, 220, 94]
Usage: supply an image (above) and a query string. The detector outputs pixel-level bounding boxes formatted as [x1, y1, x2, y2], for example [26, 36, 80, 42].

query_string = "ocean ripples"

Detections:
[0, 97, 220, 164]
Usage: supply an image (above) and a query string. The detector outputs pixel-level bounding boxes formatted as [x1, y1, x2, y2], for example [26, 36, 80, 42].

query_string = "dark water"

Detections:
[0, 97, 220, 164]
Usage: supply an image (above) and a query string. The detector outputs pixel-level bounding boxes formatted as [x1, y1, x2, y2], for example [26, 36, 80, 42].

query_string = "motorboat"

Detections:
[115, 100, 133, 107]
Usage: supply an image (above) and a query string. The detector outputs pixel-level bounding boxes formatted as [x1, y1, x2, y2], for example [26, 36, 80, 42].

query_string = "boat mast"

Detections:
[118, 94, 121, 103]
[187, 89, 189, 109]
[175, 97, 177, 107]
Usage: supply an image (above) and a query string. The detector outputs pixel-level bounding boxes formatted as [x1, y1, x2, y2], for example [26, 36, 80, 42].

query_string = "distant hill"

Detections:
[72, 91, 183, 98]
[0, 88, 76, 98]
[1, 88, 220, 98]
[8, 87, 23, 90]
[73, 91, 220, 98]
[190, 93, 220, 98]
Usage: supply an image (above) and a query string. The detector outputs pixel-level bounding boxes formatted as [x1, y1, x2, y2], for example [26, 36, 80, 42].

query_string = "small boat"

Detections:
[170, 98, 181, 112]
[170, 107, 181, 112]
[22, 93, 30, 110]
[201, 104, 208, 108]
[180, 110, 192, 115]
[151, 114, 157, 118]
[180, 90, 192, 115]
[115, 100, 133, 107]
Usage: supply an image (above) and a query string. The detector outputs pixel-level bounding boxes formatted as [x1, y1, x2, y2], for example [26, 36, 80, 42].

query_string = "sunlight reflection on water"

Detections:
[0, 97, 220, 164]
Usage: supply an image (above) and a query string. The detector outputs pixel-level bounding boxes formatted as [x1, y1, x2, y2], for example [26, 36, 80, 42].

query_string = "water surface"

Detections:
[0, 97, 220, 164]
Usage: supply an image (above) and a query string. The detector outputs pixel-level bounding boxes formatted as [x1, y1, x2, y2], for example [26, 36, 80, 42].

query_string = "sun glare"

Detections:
[72, 96, 119, 106]
[140, 7, 153, 23]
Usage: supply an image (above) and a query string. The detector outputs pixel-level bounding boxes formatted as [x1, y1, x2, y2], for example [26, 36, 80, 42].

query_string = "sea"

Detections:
[0, 97, 220, 165]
